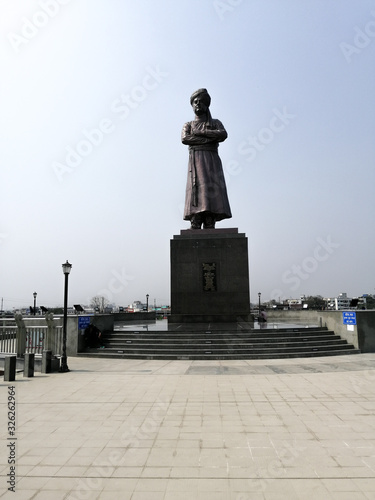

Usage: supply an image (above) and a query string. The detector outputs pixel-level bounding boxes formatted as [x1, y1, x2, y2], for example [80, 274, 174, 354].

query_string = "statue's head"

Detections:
[190, 88, 211, 117]
[190, 88, 211, 107]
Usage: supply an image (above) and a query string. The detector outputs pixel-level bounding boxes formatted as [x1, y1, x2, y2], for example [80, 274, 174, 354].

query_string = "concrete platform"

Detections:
[1, 354, 375, 499]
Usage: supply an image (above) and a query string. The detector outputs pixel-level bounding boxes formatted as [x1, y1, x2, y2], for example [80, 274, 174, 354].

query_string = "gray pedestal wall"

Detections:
[169, 228, 251, 323]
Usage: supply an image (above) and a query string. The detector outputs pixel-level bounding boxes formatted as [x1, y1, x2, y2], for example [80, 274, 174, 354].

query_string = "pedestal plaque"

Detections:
[169, 228, 251, 323]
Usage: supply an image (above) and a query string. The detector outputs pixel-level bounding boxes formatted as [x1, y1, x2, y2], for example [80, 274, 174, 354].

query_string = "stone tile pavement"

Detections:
[1, 354, 375, 499]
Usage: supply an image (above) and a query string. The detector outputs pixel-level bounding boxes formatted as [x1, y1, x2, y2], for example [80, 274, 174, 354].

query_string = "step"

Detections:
[93, 341, 356, 353]
[78, 348, 361, 360]
[102, 341, 350, 352]
[79, 326, 360, 360]
[103, 331, 338, 341]
[102, 335, 343, 346]
[109, 327, 332, 337]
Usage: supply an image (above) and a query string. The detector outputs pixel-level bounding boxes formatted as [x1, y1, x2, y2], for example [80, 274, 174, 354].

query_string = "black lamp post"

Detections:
[258, 292, 261, 319]
[33, 292, 37, 316]
[60, 260, 72, 373]
[146, 294, 149, 312]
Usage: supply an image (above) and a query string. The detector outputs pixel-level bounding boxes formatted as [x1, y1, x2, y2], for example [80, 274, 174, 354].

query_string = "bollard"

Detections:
[4, 355, 17, 382]
[24, 353, 35, 377]
[41, 350, 52, 374]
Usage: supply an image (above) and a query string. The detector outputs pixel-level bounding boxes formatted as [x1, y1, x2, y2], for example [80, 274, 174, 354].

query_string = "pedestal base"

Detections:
[169, 228, 251, 324]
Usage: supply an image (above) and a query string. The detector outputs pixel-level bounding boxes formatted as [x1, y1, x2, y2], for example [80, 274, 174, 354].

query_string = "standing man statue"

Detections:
[182, 88, 232, 229]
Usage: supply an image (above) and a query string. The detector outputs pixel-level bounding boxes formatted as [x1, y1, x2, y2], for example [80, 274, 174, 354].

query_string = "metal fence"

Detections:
[25, 327, 47, 355]
[0, 326, 17, 354]
[0, 316, 63, 357]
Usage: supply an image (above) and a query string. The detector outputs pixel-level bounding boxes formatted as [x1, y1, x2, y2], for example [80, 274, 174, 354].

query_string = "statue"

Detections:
[182, 88, 232, 229]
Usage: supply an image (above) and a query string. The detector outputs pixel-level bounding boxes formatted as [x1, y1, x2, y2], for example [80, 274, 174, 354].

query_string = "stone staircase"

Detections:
[80, 326, 360, 360]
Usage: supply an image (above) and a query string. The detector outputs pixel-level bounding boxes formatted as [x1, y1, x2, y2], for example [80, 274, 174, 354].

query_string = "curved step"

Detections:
[80, 326, 360, 360]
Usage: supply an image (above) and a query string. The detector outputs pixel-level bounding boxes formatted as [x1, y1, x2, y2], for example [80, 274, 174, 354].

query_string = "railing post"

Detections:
[45, 312, 56, 353]
[24, 353, 35, 377]
[14, 313, 26, 357]
[4, 355, 16, 382]
[41, 350, 52, 374]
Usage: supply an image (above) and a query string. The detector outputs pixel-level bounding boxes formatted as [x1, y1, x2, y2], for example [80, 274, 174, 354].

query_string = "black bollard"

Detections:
[41, 350, 52, 374]
[24, 353, 35, 377]
[4, 355, 16, 382]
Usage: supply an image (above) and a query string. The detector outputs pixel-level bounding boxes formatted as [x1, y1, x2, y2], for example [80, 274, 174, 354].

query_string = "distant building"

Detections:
[287, 299, 303, 310]
[326, 292, 366, 310]
[127, 300, 147, 312]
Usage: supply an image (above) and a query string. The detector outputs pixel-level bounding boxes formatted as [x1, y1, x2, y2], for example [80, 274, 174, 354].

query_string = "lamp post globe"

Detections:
[60, 260, 72, 373]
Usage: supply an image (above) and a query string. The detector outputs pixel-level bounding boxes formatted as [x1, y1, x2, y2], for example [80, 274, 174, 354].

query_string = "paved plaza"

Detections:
[1, 353, 375, 499]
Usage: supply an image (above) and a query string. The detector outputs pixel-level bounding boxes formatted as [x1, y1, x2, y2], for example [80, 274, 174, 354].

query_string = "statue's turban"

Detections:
[190, 88, 211, 107]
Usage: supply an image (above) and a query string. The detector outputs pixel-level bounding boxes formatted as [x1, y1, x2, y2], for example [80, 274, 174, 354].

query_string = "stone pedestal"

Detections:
[24, 353, 35, 378]
[4, 355, 16, 382]
[41, 350, 52, 374]
[169, 228, 251, 323]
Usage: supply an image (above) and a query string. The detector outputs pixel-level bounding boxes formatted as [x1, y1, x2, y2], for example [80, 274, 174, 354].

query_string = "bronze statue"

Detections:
[182, 88, 232, 229]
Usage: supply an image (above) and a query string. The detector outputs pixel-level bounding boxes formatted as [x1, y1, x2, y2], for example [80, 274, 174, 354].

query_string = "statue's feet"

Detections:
[203, 213, 215, 229]
[190, 214, 202, 229]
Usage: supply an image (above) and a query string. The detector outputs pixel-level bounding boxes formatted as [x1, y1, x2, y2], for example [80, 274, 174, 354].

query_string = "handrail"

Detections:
[0, 314, 62, 357]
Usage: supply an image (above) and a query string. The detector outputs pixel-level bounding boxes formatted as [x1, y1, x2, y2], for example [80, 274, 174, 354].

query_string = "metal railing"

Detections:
[0, 326, 17, 354]
[25, 327, 47, 355]
[0, 314, 63, 357]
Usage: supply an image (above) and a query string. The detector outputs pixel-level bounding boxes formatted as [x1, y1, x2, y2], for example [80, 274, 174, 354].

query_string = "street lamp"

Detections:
[60, 260, 72, 373]
[146, 294, 149, 312]
[258, 292, 261, 319]
[33, 292, 37, 316]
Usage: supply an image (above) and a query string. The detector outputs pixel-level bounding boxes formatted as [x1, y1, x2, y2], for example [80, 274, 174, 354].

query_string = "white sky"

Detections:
[1, 0, 374, 310]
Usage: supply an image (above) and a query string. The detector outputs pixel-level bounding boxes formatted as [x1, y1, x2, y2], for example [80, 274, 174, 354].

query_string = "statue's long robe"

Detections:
[182, 118, 232, 222]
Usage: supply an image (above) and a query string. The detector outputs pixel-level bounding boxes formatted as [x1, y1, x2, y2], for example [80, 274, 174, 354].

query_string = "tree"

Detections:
[305, 295, 326, 310]
[90, 296, 109, 313]
[364, 296, 375, 310]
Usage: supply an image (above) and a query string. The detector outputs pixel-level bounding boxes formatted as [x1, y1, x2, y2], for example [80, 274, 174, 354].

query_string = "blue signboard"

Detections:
[343, 311, 356, 325]
[78, 316, 91, 330]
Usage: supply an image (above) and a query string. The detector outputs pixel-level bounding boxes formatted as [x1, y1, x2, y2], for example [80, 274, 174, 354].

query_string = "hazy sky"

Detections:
[1, 0, 374, 310]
